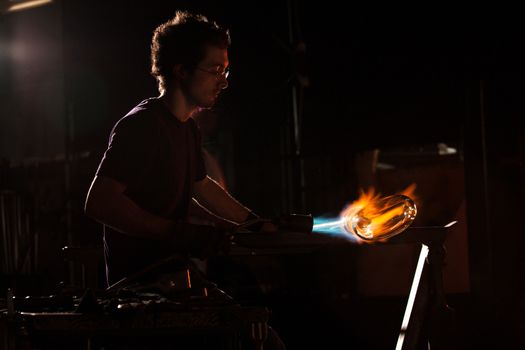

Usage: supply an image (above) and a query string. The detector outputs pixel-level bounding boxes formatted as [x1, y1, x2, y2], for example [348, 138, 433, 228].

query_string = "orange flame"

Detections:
[340, 184, 418, 243]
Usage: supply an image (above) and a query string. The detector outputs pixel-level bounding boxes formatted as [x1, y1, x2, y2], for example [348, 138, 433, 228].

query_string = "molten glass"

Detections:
[345, 194, 417, 241]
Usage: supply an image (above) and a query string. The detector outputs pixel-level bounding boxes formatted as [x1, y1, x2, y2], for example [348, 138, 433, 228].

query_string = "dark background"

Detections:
[1, 1, 524, 349]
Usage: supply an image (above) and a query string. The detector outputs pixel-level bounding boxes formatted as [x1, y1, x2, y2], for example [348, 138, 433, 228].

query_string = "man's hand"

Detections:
[171, 223, 232, 259]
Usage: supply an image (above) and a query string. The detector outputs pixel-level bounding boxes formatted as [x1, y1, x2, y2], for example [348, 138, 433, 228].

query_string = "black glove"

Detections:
[170, 222, 231, 259]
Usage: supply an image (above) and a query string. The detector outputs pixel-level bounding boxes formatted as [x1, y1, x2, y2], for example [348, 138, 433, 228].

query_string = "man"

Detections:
[84, 11, 287, 349]
[84, 11, 263, 287]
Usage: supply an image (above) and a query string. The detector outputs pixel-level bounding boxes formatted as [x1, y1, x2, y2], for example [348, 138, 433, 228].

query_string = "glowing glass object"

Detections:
[346, 194, 417, 241]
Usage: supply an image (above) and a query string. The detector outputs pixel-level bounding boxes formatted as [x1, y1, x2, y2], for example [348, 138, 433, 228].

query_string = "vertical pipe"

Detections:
[286, 0, 306, 211]
[478, 80, 493, 283]
[1, 194, 10, 273]
[280, 126, 292, 212]
[13, 195, 21, 273]
[25, 211, 31, 273]
[34, 230, 39, 272]
[65, 102, 75, 284]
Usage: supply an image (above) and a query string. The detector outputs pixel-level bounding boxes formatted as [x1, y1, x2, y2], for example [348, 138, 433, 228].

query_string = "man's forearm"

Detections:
[194, 177, 252, 223]
[189, 199, 238, 229]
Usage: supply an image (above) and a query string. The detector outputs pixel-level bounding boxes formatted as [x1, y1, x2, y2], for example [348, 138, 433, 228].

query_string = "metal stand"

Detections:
[229, 224, 457, 348]
[395, 232, 456, 350]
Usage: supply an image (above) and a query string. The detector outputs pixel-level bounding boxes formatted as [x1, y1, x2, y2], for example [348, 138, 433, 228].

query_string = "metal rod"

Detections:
[396, 244, 429, 350]
[14, 195, 21, 273]
[1, 194, 11, 273]
[25, 212, 31, 273]
[479, 79, 494, 288]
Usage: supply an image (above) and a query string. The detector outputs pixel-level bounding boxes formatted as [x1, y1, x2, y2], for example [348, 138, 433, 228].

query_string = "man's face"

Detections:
[182, 44, 229, 109]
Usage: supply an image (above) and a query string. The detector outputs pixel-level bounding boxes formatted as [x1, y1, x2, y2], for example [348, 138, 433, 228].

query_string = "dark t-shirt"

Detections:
[95, 97, 207, 285]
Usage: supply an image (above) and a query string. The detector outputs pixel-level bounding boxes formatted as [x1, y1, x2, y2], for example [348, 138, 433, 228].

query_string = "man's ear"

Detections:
[172, 64, 188, 79]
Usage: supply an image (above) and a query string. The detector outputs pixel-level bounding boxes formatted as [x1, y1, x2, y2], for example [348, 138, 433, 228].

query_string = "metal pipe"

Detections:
[25, 212, 31, 273]
[1, 193, 11, 273]
[14, 195, 21, 273]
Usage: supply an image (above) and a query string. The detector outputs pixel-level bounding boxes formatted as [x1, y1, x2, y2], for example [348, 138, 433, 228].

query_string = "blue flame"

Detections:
[313, 217, 358, 242]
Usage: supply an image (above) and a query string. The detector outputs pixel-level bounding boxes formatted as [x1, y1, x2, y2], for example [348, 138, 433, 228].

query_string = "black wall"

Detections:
[1, 2, 524, 348]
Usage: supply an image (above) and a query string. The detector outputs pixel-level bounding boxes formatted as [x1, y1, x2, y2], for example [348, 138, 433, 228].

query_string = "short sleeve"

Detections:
[193, 121, 207, 182]
[96, 116, 155, 185]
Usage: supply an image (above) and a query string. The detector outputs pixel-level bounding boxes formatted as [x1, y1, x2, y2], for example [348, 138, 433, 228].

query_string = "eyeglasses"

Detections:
[196, 66, 230, 79]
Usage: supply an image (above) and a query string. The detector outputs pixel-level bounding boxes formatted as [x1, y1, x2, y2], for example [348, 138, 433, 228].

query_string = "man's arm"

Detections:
[84, 175, 173, 240]
[193, 176, 253, 224]
[188, 199, 239, 229]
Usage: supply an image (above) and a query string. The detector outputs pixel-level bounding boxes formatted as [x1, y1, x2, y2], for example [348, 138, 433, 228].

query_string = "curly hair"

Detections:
[151, 11, 231, 94]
